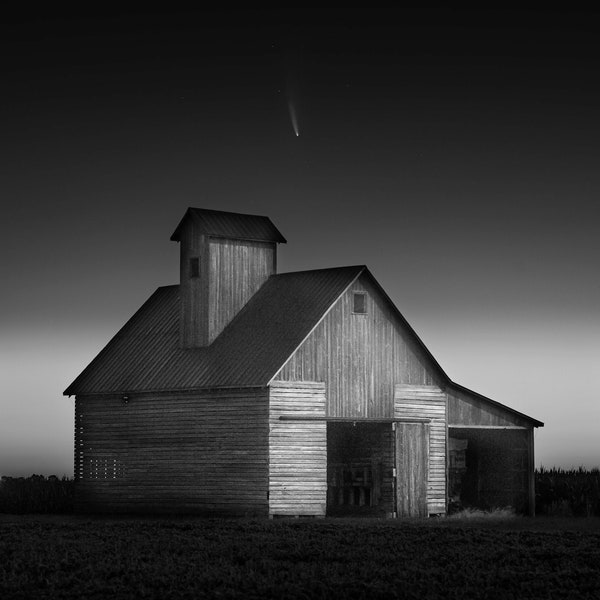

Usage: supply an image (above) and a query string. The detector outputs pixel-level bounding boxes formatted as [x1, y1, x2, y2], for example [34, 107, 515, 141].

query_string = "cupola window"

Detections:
[189, 257, 200, 278]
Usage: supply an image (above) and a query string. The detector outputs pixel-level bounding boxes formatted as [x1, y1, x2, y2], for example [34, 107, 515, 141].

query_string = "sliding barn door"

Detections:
[396, 422, 430, 517]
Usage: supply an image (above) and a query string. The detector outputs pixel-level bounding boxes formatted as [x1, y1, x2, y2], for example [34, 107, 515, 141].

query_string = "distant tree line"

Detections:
[1, 469, 599, 515]
[0, 475, 74, 514]
[535, 467, 600, 517]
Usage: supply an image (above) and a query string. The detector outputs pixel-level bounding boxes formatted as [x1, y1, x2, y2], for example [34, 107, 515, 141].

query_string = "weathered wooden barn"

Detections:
[64, 207, 543, 517]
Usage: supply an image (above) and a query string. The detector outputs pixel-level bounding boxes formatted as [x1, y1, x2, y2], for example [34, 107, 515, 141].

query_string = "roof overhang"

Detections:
[170, 207, 287, 243]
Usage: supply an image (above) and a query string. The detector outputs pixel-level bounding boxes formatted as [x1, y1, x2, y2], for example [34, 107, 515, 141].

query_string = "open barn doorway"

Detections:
[326, 422, 395, 517]
[448, 428, 531, 514]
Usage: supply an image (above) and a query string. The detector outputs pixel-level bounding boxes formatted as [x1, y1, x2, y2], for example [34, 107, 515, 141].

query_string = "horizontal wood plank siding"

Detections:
[208, 238, 275, 343]
[447, 387, 532, 427]
[74, 389, 269, 514]
[275, 276, 439, 418]
[269, 381, 327, 516]
[394, 384, 447, 515]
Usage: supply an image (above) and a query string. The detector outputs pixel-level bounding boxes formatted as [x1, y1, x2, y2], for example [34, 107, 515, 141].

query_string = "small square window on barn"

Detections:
[353, 292, 367, 314]
[189, 257, 200, 278]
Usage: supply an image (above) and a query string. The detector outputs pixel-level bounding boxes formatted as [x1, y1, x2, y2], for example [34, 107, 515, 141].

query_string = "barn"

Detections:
[64, 207, 543, 517]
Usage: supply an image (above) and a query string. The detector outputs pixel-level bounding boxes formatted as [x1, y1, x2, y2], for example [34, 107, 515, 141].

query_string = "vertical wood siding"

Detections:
[269, 381, 327, 516]
[396, 422, 430, 517]
[179, 219, 208, 347]
[208, 238, 275, 343]
[179, 222, 275, 348]
[447, 387, 532, 427]
[75, 389, 269, 514]
[274, 275, 439, 418]
[394, 384, 447, 515]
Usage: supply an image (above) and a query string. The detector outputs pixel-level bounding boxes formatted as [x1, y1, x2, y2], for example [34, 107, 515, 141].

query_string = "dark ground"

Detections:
[1, 515, 600, 599]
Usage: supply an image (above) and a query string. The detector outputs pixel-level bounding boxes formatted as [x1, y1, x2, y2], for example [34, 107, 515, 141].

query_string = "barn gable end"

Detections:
[274, 272, 444, 418]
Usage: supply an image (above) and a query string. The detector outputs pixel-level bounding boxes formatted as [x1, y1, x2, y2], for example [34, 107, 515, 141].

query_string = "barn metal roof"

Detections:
[170, 207, 287, 243]
[63, 266, 363, 396]
[63, 263, 543, 427]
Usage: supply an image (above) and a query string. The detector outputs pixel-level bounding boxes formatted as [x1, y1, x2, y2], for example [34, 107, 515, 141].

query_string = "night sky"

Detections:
[1, 8, 599, 476]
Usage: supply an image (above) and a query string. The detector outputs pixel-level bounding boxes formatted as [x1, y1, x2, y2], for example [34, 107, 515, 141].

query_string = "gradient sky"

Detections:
[1, 8, 599, 477]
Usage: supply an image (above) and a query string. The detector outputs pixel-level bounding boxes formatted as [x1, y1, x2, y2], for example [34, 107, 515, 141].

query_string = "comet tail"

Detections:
[288, 100, 299, 137]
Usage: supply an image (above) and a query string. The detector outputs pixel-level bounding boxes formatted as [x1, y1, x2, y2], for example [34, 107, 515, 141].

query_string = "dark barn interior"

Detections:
[326, 422, 395, 516]
[449, 429, 531, 514]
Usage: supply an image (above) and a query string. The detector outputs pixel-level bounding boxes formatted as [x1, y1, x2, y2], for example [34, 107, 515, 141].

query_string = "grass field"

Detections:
[2, 516, 600, 599]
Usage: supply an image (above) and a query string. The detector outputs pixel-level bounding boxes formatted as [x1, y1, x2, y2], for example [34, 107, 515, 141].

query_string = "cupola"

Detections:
[170, 207, 286, 347]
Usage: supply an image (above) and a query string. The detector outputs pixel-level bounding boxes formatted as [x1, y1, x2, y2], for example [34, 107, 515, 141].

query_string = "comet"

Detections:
[288, 99, 299, 137]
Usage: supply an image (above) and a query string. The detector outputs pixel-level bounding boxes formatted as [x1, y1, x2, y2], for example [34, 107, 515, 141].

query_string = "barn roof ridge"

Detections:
[170, 207, 287, 243]
[274, 264, 366, 278]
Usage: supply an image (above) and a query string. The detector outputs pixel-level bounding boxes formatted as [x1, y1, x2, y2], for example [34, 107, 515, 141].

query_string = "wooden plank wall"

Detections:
[75, 388, 269, 514]
[447, 387, 532, 427]
[208, 238, 275, 343]
[74, 399, 84, 480]
[179, 225, 275, 348]
[394, 384, 447, 515]
[527, 428, 535, 516]
[269, 381, 327, 516]
[179, 220, 208, 348]
[396, 422, 430, 517]
[275, 276, 439, 418]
